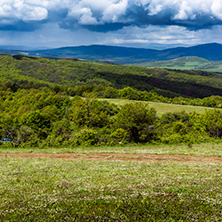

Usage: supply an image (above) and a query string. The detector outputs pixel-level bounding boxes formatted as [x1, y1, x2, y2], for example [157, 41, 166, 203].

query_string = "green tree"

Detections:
[202, 109, 222, 137]
[68, 95, 116, 128]
[115, 102, 157, 142]
[25, 110, 51, 139]
[51, 119, 71, 138]
[0, 113, 18, 142]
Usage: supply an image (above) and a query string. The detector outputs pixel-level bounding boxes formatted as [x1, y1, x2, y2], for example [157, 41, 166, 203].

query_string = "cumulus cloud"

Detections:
[0, 1, 48, 22]
[0, 0, 222, 31]
[211, 0, 222, 19]
[102, 0, 128, 22]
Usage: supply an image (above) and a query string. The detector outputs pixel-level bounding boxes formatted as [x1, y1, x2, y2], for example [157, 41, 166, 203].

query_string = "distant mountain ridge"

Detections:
[0, 43, 222, 64]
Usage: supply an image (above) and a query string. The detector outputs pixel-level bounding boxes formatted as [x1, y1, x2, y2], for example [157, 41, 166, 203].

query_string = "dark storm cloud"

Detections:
[126, 5, 222, 30]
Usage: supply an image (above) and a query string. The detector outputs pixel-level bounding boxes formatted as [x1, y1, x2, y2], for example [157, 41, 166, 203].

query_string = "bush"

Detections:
[51, 119, 70, 138]
[68, 96, 112, 128]
[73, 127, 99, 146]
[18, 125, 35, 143]
[202, 109, 222, 137]
[110, 128, 128, 143]
[115, 102, 157, 142]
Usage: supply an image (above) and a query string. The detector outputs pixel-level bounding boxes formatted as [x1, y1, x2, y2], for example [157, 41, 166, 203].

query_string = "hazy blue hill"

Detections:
[182, 43, 222, 61]
[33, 43, 222, 64]
[33, 45, 157, 64]
[154, 43, 222, 61]
[1, 43, 222, 64]
[0, 49, 28, 56]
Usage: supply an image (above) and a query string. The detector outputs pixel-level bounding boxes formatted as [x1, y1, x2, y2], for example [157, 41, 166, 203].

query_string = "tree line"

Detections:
[1, 87, 222, 148]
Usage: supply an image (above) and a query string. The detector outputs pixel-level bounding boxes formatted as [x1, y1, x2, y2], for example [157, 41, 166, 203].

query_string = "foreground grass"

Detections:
[0, 157, 222, 221]
[1, 142, 222, 157]
[99, 98, 215, 115]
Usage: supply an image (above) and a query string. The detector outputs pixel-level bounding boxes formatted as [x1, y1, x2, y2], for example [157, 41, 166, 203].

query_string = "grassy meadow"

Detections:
[1, 143, 222, 221]
[99, 98, 215, 115]
[1, 142, 222, 156]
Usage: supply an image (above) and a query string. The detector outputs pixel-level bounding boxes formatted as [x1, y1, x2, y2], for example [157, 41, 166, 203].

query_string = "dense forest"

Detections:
[2, 54, 222, 108]
[2, 54, 222, 98]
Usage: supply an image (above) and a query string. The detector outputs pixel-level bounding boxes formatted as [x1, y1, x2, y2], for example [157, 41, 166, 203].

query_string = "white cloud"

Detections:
[0, 0, 222, 26]
[142, 0, 222, 22]
[78, 8, 98, 25]
[148, 4, 163, 16]
[0, 0, 48, 22]
[211, 0, 222, 19]
[173, 1, 195, 20]
[102, 0, 128, 22]
[114, 38, 149, 44]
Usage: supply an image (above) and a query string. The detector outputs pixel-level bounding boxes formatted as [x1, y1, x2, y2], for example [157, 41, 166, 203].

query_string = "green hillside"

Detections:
[133, 56, 222, 72]
[2, 54, 222, 148]
[2, 54, 222, 98]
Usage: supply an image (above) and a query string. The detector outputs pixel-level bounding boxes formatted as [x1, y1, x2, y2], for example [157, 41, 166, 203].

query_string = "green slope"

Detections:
[2, 54, 222, 98]
[133, 56, 222, 72]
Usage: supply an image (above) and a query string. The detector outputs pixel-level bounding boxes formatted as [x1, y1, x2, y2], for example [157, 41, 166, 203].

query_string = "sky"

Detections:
[0, 0, 222, 49]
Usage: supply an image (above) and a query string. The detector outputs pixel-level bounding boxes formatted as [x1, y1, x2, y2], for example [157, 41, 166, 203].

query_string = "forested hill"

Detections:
[132, 56, 222, 72]
[1, 54, 222, 98]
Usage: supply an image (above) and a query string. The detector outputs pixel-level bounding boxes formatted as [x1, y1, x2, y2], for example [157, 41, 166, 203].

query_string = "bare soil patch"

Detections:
[1, 153, 222, 163]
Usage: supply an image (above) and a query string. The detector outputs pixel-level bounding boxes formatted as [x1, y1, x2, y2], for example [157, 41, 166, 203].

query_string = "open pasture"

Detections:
[1, 143, 222, 221]
[100, 98, 215, 115]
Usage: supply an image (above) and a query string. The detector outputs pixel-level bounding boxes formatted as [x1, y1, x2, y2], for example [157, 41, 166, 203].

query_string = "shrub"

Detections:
[68, 96, 112, 128]
[73, 127, 99, 146]
[51, 119, 70, 138]
[202, 109, 222, 137]
[110, 128, 128, 143]
[115, 102, 157, 142]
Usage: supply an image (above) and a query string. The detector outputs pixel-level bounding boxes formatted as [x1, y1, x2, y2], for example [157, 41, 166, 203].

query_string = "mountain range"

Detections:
[0, 43, 222, 65]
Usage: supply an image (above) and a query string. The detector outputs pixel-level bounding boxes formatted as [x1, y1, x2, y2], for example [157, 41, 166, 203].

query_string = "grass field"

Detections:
[1, 143, 222, 221]
[1, 142, 222, 156]
[99, 98, 215, 115]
